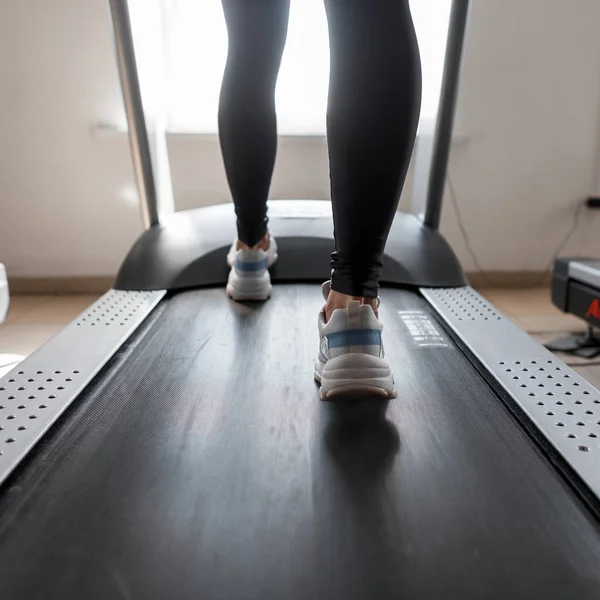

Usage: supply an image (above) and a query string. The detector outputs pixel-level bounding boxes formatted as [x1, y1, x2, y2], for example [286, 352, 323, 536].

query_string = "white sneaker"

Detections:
[226, 235, 278, 301]
[315, 281, 396, 401]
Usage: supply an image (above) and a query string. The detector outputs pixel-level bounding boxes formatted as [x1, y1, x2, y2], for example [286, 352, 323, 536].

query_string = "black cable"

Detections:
[446, 170, 587, 287]
[565, 360, 600, 367]
[536, 200, 587, 285]
[446, 172, 494, 286]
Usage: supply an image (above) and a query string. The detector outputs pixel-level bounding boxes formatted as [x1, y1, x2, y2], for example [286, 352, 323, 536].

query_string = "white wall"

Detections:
[0, 0, 599, 279]
[443, 0, 600, 271]
[0, 0, 139, 277]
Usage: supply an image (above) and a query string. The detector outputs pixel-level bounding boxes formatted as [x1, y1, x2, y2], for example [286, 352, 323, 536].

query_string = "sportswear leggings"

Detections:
[218, 0, 422, 297]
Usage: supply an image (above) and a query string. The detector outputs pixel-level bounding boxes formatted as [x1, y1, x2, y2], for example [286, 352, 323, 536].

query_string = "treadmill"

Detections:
[2, 1, 600, 598]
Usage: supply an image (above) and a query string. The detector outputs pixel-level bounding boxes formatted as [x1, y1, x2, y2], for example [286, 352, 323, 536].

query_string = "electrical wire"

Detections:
[535, 200, 587, 285]
[446, 170, 587, 287]
[446, 171, 494, 286]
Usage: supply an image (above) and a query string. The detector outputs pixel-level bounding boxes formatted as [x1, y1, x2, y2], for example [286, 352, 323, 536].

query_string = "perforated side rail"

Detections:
[431, 286, 502, 321]
[423, 287, 600, 500]
[0, 290, 165, 485]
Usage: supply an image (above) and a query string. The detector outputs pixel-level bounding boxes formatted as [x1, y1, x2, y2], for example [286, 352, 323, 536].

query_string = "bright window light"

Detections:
[129, 0, 452, 135]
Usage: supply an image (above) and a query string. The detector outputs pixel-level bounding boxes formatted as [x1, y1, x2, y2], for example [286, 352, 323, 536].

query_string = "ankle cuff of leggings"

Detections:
[330, 273, 379, 299]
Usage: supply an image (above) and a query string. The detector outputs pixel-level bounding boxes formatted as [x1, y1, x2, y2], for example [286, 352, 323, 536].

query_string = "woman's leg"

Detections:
[218, 0, 290, 247]
[324, 0, 422, 310]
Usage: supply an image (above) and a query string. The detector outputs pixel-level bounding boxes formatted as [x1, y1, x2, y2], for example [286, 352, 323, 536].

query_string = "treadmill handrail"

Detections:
[108, 0, 160, 229]
[108, 0, 470, 233]
[423, 0, 470, 230]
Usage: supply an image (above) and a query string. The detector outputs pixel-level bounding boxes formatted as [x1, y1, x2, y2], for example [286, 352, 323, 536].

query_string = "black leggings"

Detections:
[219, 0, 421, 297]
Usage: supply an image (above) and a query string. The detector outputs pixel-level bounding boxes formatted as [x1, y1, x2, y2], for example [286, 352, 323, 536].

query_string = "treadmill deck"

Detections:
[1, 286, 600, 599]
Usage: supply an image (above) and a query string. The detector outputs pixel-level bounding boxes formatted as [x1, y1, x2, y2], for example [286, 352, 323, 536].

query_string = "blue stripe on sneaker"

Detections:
[326, 329, 381, 349]
[235, 258, 268, 272]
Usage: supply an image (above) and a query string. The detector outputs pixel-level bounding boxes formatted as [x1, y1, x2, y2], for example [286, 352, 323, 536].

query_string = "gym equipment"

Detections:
[1, 1, 600, 598]
[547, 258, 600, 358]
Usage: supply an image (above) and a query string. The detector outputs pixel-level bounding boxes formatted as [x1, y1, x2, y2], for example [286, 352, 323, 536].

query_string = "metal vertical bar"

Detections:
[423, 0, 470, 230]
[108, 0, 160, 229]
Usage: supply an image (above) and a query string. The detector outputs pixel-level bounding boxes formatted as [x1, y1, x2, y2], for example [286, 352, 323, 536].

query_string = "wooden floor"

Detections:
[481, 288, 600, 389]
[0, 288, 598, 389]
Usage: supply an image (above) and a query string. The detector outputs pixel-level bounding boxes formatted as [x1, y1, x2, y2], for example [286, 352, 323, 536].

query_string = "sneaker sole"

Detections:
[315, 354, 397, 401]
[226, 270, 273, 301]
[226, 287, 272, 301]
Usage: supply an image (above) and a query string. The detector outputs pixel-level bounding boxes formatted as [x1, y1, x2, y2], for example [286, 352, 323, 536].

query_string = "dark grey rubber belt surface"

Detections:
[1, 286, 600, 600]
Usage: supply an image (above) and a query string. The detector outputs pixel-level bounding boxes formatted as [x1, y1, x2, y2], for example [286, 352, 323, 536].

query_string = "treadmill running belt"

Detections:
[1, 286, 600, 599]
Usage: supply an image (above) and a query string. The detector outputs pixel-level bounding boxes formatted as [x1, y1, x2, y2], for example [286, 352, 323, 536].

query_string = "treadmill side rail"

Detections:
[0, 290, 165, 487]
[423, 286, 600, 503]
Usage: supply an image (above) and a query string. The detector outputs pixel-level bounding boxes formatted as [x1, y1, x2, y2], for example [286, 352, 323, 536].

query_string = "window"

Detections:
[128, 0, 452, 135]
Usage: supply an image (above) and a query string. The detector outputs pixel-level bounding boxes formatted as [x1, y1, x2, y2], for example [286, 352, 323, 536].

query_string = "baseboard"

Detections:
[9, 277, 114, 295]
[466, 270, 552, 289]
[8, 272, 552, 295]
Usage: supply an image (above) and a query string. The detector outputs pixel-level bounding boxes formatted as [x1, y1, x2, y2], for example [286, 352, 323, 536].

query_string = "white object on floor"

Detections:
[0, 353, 23, 369]
[0, 263, 8, 324]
